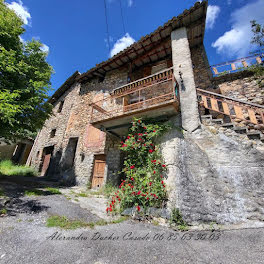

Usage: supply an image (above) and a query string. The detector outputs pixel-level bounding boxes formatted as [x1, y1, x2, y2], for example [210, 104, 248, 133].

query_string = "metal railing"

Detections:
[197, 88, 264, 126]
[210, 54, 263, 77]
[90, 68, 178, 123]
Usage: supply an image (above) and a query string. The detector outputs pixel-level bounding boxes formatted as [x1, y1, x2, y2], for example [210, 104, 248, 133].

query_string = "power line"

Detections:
[103, 0, 111, 53]
[119, 0, 126, 35]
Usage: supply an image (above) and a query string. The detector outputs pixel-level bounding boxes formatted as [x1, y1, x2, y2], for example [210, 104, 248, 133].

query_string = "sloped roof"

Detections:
[50, 0, 208, 102]
[49, 71, 80, 104]
[77, 0, 208, 83]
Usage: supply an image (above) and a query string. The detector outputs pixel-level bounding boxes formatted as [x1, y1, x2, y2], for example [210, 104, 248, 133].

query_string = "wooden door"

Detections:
[91, 155, 106, 188]
[41, 154, 51, 176]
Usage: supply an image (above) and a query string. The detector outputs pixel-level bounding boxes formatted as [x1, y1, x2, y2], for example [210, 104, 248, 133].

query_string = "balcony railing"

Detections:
[90, 67, 178, 124]
[210, 54, 263, 77]
[197, 88, 264, 126]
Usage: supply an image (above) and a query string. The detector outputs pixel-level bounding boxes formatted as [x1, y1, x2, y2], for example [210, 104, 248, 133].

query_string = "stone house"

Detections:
[28, 1, 264, 224]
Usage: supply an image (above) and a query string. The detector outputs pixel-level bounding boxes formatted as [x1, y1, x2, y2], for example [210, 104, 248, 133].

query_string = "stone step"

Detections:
[211, 119, 223, 124]
[247, 131, 261, 140]
[201, 115, 212, 121]
[221, 123, 234, 128]
[234, 127, 248, 134]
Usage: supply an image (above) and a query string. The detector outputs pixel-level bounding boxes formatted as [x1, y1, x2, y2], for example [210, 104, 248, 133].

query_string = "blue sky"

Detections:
[5, 0, 264, 96]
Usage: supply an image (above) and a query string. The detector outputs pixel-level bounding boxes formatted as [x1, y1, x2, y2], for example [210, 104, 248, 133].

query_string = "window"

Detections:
[50, 129, 56, 138]
[58, 101, 64, 113]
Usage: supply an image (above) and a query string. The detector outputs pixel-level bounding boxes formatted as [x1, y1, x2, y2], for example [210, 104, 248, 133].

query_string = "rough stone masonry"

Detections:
[28, 1, 264, 225]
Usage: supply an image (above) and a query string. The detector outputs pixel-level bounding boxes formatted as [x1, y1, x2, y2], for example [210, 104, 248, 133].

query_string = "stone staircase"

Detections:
[201, 114, 264, 151]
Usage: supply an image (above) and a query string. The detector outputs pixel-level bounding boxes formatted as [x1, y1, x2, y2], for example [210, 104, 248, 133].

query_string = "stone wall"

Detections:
[216, 74, 264, 106]
[160, 116, 264, 224]
[191, 44, 213, 90]
[30, 67, 129, 186]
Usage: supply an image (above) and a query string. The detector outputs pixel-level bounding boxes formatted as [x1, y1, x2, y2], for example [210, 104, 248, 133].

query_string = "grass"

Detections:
[0, 208, 7, 215]
[0, 160, 37, 177]
[24, 189, 46, 196]
[88, 183, 119, 198]
[0, 188, 5, 197]
[46, 215, 128, 230]
[45, 187, 62, 195]
[78, 192, 88, 197]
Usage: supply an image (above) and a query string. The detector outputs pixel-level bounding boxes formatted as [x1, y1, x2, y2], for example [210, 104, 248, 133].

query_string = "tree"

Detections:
[0, 0, 53, 140]
[251, 20, 264, 48]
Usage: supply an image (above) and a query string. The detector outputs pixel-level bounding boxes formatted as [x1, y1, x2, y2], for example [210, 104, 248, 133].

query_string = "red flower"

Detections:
[149, 182, 152, 186]
[106, 208, 109, 213]
[160, 175, 163, 178]
[153, 130, 156, 132]
[138, 138, 142, 141]
[144, 127, 147, 129]
[127, 136, 130, 139]
[149, 149, 153, 153]
[162, 164, 166, 168]
[131, 177, 134, 181]
[138, 120, 141, 123]
[153, 170, 156, 174]
[130, 165, 135, 169]
[137, 191, 141, 195]
[143, 144, 146, 146]
[137, 205, 141, 211]
[161, 181, 164, 184]
[110, 207, 113, 212]
[147, 197, 149, 200]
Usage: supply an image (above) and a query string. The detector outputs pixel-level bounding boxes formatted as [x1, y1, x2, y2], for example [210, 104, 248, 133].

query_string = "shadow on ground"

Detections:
[0, 174, 68, 216]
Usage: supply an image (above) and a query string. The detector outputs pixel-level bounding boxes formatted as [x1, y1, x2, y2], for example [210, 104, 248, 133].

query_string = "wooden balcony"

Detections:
[90, 67, 179, 132]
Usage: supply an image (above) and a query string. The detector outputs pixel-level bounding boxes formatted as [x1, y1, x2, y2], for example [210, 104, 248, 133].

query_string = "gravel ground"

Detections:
[1, 177, 264, 264]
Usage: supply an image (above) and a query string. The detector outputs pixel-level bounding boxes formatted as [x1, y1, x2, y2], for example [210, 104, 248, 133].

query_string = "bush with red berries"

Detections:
[106, 118, 171, 214]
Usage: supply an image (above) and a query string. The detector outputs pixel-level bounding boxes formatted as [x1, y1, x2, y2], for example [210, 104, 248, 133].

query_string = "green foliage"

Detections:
[46, 215, 128, 229]
[0, 160, 37, 176]
[251, 20, 264, 47]
[24, 189, 46, 196]
[0, 0, 53, 140]
[88, 183, 119, 198]
[0, 188, 4, 197]
[0, 208, 7, 215]
[107, 117, 171, 214]
[44, 187, 62, 195]
[46, 216, 91, 230]
[170, 208, 188, 231]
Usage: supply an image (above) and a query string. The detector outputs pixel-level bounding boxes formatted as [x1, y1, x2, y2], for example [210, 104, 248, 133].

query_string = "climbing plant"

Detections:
[106, 117, 171, 214]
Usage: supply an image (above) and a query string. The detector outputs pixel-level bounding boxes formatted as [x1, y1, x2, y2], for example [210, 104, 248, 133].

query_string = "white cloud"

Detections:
[128, 0, 133, 7]
[40, 44, 50, 53]
[212, 0, 264, 58]
[6, 0, 31, 25]
[110, 33, 135, 57]
[206, 5, 220, 29]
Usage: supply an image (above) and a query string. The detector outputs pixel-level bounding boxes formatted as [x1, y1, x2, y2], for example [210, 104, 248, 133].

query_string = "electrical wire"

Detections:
[103, 0, 111, 53]
[119, 0, 126, 35]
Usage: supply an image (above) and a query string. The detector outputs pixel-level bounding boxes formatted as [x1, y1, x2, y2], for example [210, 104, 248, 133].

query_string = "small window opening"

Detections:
[50, 129, 56, 138]
[58, 101, 64, 113]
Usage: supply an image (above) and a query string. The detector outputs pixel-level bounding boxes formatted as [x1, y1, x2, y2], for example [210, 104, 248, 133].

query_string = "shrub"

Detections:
[0, 160, 37, 177]
[106, 117, 171, 214]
